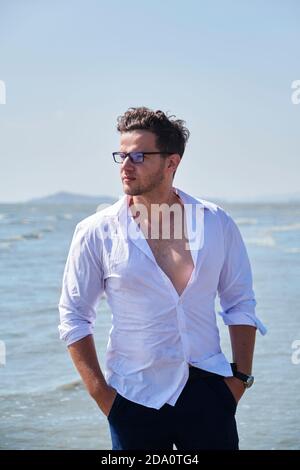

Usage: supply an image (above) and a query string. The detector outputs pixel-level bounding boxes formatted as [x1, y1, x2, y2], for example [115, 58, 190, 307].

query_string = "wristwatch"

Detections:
[231, 363, 254, 388]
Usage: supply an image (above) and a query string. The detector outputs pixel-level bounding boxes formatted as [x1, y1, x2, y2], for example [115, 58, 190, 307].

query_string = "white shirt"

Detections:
[58, 187, 266, 410]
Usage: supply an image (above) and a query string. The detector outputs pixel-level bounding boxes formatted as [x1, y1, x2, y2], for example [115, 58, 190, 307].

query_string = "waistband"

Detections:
[188, 363, 235, 379]
[188, 366, 222, 379]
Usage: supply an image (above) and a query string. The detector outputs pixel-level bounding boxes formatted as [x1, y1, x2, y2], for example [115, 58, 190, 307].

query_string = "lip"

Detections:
[122, 177, 136, 182]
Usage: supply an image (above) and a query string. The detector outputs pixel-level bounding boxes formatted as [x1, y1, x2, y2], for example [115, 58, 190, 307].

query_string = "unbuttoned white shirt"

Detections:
[58, 187, 266, 409]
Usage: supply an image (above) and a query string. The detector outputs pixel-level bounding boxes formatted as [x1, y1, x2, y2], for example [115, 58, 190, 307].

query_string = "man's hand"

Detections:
[67, 336, 119, 418]
[223, 376, 245, 404]
[96, 385, 118, 418]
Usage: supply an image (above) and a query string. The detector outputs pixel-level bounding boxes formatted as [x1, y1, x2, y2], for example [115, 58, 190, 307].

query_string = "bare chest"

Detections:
[146, 236, 194, 296]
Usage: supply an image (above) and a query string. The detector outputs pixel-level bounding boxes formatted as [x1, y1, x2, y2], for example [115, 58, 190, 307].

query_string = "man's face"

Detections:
[119, 130, 168, 196]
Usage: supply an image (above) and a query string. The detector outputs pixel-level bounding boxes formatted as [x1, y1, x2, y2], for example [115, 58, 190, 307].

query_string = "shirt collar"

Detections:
[116, 187, 205, 266]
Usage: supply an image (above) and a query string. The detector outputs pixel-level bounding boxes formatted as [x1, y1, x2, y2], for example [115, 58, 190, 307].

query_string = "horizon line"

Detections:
[1, 189, 300, 205]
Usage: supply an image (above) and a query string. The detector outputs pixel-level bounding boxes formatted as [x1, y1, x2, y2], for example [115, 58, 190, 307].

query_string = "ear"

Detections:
[167, 154, 181, 173]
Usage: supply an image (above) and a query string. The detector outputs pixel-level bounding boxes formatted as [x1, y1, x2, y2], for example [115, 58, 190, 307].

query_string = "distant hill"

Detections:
[16, 190, 300, 206]
[27, 191, 118, 205]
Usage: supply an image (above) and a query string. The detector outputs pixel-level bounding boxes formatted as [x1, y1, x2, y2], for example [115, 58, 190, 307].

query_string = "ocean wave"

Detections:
[268, 222, 300, 233]
[58, 213, 73, 220]
[20, 219, 32, 225]
[0, 241, 11, 250]
[56, 380, 82, 391]
[40, 226, 55, 233]
[1, 235, 23, 242]
[22, 232, 43, 240]
[235, 217, 258, 225]
[8, 219, 28, 225]
[284, 247, 300, 253]
[24, 305, 59, 317]
[1, 232, 43, 242]
[8, 217, 48, 225]
[245, 236, 276, 247]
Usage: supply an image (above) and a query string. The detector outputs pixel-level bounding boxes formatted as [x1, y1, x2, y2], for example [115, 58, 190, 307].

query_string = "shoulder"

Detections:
[177, 188, 234, 232]
[196, 197, 233, 229]
[74, 198, 124, 241]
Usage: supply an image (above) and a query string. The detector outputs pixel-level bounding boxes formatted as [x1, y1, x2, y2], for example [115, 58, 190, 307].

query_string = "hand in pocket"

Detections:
[223, 377, 245, 404]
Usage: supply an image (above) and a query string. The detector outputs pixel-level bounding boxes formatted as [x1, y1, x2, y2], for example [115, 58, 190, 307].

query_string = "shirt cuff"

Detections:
[58, 323, 94, 346]
[218, 310, 267, 335]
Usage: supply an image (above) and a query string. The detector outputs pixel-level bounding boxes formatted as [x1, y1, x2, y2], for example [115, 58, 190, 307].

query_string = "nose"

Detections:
[121, 155, 135, 171]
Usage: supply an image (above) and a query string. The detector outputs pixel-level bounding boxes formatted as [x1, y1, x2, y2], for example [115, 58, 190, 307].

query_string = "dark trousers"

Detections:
[107, 366, 239, 450]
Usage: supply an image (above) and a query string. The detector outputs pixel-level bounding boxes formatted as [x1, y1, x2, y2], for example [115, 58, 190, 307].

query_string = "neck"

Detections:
[129, 186, 181, 219]
[128, 187, 185, 242]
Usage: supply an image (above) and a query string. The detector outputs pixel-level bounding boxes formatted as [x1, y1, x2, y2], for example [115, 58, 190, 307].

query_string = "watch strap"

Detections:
[230, 362, 254, 387]
[234, 370, 250, 382]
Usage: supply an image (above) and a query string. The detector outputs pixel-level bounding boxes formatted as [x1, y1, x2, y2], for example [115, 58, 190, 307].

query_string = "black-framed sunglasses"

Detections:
[112, 151, 174, 164]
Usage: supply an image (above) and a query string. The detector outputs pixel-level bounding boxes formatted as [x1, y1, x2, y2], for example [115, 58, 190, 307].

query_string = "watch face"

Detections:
[246, 376, 254, 388]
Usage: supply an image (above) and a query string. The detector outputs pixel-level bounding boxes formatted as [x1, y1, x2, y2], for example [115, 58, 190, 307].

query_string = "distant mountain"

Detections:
[19, 190, 300, 205]
[27, 191, 118, 205]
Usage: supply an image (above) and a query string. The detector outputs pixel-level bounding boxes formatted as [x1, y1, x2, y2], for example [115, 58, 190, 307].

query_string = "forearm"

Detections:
[68, 334, 108, 400]
[229, 325, 257, 374]
[68, 334, 117, 417]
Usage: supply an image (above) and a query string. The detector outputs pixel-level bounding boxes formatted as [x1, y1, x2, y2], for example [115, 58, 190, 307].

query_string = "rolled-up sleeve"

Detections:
[217, 214, 267, 335]
[58, 221, 104, 346]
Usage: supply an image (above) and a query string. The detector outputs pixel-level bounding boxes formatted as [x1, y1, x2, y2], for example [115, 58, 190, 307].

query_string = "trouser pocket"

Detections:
[204, 376, 237, 413]
[221, 378, 238, 409]
[107, 393, 123, 421]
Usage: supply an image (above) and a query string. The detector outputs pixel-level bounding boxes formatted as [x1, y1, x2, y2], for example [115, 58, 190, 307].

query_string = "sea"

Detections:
[0, 200, 299, 450]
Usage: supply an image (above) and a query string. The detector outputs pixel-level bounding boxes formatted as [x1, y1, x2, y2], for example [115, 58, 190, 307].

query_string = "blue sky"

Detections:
[0, 0, 299, 202]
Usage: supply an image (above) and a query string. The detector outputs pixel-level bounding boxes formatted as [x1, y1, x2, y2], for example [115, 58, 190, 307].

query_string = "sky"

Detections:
[0, 0, 299, 203]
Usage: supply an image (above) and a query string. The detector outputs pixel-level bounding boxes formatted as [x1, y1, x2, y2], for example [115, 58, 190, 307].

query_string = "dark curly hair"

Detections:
[116, 107, 190, 159]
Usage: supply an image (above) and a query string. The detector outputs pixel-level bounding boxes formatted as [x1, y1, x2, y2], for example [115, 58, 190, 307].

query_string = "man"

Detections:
[58, 107, 266, 450]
